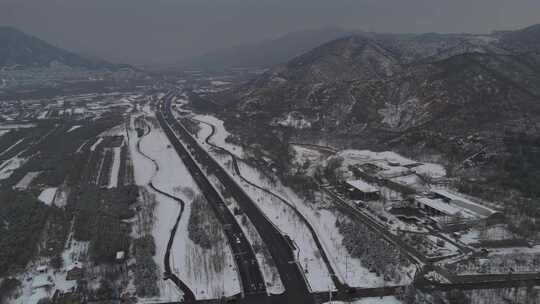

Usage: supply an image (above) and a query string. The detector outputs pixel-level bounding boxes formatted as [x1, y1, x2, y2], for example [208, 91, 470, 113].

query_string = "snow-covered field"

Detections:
[14, 171, 40, 189]
[128, 113, 241, 300]
[193, 114, 244, 158]
[38, 187, 58, 205]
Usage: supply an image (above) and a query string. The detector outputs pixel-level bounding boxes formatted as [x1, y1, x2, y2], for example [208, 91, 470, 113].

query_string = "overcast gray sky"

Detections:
[1, 0, 539, 65]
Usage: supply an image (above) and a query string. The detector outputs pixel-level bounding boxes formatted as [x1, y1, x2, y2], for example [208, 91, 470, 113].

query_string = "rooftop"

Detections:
[346, 179, 379, 193]
[416, 196, 463, 217]
[431, 189, 497, 218]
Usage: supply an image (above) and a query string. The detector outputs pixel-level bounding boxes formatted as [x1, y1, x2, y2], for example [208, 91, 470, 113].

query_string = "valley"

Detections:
[1, 21, 540, 304]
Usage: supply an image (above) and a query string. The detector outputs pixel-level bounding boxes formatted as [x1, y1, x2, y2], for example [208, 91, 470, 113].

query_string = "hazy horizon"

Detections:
[1, 0, 539, 65]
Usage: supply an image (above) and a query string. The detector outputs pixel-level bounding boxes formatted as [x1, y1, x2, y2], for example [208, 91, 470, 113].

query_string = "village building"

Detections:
[344, 179, 380, 201]
[116, 251, 126, 261]
[377, 165, 412, 179]
[66, 262, 84, 281]
[36, 265, 48, 274]
[414, 196, 463, 218]
[430, 189, 497, 218]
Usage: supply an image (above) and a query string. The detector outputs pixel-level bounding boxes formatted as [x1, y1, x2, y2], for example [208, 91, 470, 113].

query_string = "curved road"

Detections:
[134, 118, 196, 303]
[193, 117, 349, 293]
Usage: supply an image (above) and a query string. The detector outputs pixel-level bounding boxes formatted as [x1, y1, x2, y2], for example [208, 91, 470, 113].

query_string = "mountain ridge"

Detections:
[0, 26, 128, 70]
[180, 27, 356, 70]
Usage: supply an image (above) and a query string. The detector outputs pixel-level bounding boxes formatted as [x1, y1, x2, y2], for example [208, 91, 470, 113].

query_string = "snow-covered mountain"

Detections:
[0, 27, 144, 89]
[219, 24, 540, 199]
[0, 27, 126, 70]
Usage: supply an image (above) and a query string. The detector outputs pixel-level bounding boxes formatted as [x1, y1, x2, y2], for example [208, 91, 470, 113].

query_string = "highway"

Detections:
[157, 96, 267, 299]
[157, 94, 314, 304]
[155, 94, 269, 301]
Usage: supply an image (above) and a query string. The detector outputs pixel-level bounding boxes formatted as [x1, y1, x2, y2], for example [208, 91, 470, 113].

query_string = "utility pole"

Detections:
[328, 283, 332, 304]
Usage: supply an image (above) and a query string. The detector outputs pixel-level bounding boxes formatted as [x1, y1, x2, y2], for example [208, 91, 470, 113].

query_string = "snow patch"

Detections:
[272, 112, 312, 129]
[210, 80, 230, 86]
[0, 156, 27, 180]
[378, 97, 421, 130]
[38, 187, 58, 205]
[194, 114, 245, 158]
[107, 147, 121, 188]
[90, 137, 103, 151]
[67, 125, 81, 133]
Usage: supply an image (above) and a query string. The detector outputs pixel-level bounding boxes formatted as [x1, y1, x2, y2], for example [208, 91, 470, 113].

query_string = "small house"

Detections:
[344, 179, 380, 201]
[66, 262, 84, 281]
[36, 265, 48, 273]
[414, 196, 462, 218]
[116, 251, 125, 261]
[430, 189, 498, 219]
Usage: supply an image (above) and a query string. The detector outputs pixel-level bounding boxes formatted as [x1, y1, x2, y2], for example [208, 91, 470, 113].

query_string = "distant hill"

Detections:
[499, 24, 540, 52]
[0, 27, 145, 90]
[0, 26, 126, 70]
[181, 27, 355, 70]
